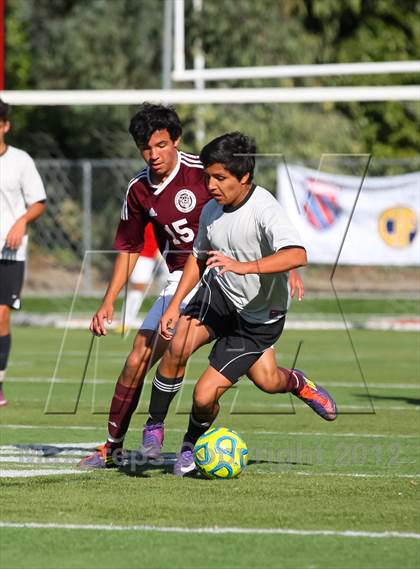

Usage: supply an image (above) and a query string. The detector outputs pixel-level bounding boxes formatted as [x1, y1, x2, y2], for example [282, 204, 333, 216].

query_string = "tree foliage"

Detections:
[5, 0, 419, 160]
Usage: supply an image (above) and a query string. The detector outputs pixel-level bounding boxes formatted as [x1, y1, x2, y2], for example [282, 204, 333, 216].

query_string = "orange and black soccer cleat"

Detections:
[292, 369, 337, 421]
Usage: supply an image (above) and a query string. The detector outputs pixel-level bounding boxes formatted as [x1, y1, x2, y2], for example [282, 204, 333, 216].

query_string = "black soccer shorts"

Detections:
[183, 272, 285, 383]
[0, 260, 25, 309]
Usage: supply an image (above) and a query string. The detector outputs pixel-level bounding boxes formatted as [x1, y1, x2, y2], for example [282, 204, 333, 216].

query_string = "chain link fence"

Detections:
[27, 157, 419, 296]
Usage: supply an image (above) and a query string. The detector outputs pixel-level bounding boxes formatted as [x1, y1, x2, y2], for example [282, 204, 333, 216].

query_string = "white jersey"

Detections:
[193, 185, 304, 324]
[0, 145, 46, 261]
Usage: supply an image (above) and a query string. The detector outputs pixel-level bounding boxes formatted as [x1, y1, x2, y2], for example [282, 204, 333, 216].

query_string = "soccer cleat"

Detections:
[173, 447, 196, 477]
[292, 369, 337, 421]
[0, 389, 8, 407]
[139, 423, 164, 460]
[78, 444, 122, 469]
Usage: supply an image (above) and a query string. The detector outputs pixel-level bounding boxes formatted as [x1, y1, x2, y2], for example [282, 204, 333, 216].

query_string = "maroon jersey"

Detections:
[113, 151, 210, 272]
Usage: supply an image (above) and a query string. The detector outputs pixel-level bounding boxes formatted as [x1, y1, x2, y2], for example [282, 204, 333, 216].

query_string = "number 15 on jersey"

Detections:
[164, 218, 194, 244]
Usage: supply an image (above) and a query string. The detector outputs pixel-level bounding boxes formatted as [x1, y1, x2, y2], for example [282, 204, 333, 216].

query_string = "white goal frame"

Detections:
[1, 0, 419, 106]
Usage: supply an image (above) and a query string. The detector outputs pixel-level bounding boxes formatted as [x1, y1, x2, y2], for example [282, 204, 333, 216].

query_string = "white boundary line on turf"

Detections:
[0, 521, 419, 539]
[336, 405, 419, 411]
[0, 470, 89, 478]
[0, 449, 88, 462]
[1, 469, 419, 479]
[7, 400, 420, 410]
[0, 442, 102, 450]
[1, 425, 418, 439]
[6, 376, 420, 390]
[293, 472, 420, 479]
[255, 431, 419, 439]
[0, 457, 80, 464]
[0, 424, 168, 431]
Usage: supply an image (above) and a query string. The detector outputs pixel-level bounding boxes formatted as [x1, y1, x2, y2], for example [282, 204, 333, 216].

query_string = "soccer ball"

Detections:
[193, 427, 248, 479]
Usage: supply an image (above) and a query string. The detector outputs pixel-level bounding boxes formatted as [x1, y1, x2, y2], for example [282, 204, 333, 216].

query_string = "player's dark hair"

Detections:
[0, 99, 11, 122]
[200, 132, 256, 181]
[129, 103, 182, 147]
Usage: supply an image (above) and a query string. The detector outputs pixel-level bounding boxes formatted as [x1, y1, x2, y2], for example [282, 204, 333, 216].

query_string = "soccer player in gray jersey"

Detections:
[156, 132, 337, 476]
[0, 99, 46, 406]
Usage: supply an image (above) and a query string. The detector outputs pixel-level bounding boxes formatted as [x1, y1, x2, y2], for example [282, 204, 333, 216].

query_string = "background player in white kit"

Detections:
[0, 99, 46, 406]
[155, 132, 337, 475]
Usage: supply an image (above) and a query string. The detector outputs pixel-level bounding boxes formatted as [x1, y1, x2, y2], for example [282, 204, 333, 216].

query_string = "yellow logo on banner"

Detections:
[378, 206, 417, 248]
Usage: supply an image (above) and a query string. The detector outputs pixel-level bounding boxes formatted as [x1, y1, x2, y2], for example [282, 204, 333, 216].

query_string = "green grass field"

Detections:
[1, 310, 419, 568]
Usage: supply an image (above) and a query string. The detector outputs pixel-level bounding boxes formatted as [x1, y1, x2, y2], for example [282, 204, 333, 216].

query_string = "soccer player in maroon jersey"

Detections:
[79, 104, 304, 469]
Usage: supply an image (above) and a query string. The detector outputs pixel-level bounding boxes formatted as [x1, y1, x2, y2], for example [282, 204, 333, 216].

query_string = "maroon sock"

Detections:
[278, 367, 305, 394]
[105, 382, 143, 451]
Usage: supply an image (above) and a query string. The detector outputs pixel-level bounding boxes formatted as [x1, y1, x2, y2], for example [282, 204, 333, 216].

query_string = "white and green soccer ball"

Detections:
[193, 427, 248, 479]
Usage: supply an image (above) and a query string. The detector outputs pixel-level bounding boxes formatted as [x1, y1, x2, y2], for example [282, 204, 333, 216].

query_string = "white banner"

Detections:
[277, 164, 420, 266]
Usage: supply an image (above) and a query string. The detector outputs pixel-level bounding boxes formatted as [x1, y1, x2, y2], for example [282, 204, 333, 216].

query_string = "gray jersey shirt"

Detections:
[193, 185, 305, 324]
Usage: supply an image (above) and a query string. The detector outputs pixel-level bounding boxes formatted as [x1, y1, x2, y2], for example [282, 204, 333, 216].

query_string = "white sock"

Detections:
[123, 290, 144, 327]
[0, 369, 5, 386]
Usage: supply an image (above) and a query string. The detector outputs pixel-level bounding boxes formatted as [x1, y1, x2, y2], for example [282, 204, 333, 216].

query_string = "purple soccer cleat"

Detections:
[173, 445, 196, 477]
[139, 423, 164, 460]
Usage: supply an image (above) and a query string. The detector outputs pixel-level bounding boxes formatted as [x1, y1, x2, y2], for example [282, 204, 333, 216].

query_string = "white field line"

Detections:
[244, 403, 415, 412]
[0, 450, 89, 456]
[0, 464, 84, 471]
[336, 405, 418, 411]
[1, 425, 418, 438]
[325, 382, 420, 389]
[0, 443, 418, 479]
[0, 457, 80, 464]
[1, 468, 419, 480]
[255, 431, 419, 439]
[208, 402, 420, 411]
[0, 469, 88, 478]
[4, 396, 419, 410]
[0, 424, 124, 431]
[293, 471, 420, 479]
[16, 319, 420, 331]
[0, 442, 102, 450]
[0, 521, 418, 539]
[5, 376, 420, 390]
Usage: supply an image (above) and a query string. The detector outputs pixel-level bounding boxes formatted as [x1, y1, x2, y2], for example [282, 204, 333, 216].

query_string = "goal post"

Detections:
[1, 85, 419, 105]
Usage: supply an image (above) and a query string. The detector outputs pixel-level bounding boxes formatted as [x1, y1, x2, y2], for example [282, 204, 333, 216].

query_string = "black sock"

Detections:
[146, 370, 184, 425]
[183, 407, 212, 448]
[0, 334, 11, 382]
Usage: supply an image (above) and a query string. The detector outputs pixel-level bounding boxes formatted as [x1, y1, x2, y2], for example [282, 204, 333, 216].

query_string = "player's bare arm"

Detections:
[206, 247, 307, 276]
[5, 201, 46, 250]
[159, 253, 206, 340]
[90, 251, 139, 336]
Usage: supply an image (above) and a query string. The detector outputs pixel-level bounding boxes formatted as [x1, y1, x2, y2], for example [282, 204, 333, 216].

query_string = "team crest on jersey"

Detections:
[175, 189, 196, 213]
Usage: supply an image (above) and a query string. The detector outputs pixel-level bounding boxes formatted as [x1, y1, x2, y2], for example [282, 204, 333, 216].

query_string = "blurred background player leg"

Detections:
[117, 256, 156, 334]
[116, 223, 160, 334]
[0, 262, 26, 406]
[0, 302, 12, 406]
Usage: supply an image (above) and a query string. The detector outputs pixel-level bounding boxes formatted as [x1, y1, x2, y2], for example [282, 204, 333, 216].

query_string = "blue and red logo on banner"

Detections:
[303, 178, 341, 230]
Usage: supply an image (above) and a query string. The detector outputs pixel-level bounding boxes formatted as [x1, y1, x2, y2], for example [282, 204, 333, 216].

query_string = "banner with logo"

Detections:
[277, 165, 419, 266]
